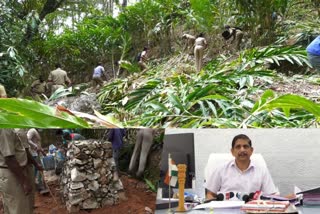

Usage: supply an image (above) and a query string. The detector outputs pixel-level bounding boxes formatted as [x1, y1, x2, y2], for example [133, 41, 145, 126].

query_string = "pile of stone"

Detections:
[60, 140, 125, 213]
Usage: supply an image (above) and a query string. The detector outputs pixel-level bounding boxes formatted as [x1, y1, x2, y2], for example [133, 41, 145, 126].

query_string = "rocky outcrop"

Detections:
[60, 140, 124, 213]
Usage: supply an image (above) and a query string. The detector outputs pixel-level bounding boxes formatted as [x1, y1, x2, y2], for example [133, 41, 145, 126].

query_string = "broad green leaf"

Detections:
[147, 102, 171, 114]
[262, 95, 320, 117]
[168, 93, 185, 112]
[206, 101, 218, 117]
[282, 107, 291, 117]
[251, 89, 275, 113]
[0, 98, 90, 128]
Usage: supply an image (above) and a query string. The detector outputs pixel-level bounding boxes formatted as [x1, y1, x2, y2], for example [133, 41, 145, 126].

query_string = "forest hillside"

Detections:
[1, 0, 320, 128]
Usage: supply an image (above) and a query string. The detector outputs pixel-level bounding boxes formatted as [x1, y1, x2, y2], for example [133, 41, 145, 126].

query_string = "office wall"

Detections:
[165, 129, 320, 197]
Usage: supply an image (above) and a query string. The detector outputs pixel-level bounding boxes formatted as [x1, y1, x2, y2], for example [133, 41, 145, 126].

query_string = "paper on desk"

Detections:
[294, 186, 302, 195]
[193, 201, 245, 210]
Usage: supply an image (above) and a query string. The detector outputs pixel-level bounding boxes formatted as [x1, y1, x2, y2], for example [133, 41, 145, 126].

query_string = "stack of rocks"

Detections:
[60, 140, 125, 213]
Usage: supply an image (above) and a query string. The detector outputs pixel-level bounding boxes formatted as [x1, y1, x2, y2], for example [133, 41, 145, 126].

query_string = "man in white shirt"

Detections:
[92, 62, 106, 89]
[205, 134, 277, 200]
[138, 47, 149, 72]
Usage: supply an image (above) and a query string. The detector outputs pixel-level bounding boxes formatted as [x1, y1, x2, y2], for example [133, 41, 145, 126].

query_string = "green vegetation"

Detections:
[1, 0, 320, 128]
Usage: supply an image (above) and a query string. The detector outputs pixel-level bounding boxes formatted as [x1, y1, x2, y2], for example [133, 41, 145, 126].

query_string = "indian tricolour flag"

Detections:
[164, 154, 178, 187]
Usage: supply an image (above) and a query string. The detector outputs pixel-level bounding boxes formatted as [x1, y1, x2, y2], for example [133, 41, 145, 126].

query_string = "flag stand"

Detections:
[176, 164, 187, 212]
[168, 153, 172, 214]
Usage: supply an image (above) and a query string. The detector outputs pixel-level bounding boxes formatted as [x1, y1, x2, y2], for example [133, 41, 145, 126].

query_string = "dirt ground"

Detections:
[0, 174, 156, 214]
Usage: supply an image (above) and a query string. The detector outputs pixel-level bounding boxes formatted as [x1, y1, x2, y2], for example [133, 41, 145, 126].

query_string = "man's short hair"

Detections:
[231, 134, 252, 148]
[55, 63, 61, 68]
[222, 30, 231, 40]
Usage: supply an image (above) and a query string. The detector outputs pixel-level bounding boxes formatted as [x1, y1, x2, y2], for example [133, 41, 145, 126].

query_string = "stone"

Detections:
[66, 202, 80, 213]
[99, 175, 109, 185]
[70, 182, 84, 190]
[74, 141, 89, 149]
[106, 158, 115, 166]
[71, 168, 86, 182]
[93, 159, 102, 169]
[75, 152, 89, 160]
[91, 149, 103, 158]
[68, 188, 90, 201]
[101, 142, 112, 149]
[82, 198, 99, 209]
[104, 150, 113, 158]
[70, 158, 87, 166]
[111, 180, 124, 191]
[72, 144, 81, 155]
[87, 173, 100, 181]
[61, 139, 123, 211]
[88, 180, 99, 191]
[101, 198, 114, 207]
[99, 168, 107, 175]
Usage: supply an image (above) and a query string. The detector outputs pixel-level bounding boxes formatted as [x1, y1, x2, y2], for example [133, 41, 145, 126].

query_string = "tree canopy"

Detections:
[1, 0, 320, 128]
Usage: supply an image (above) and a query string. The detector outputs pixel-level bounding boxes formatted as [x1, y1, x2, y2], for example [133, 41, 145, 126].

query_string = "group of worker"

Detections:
[182, 26, 244, 72]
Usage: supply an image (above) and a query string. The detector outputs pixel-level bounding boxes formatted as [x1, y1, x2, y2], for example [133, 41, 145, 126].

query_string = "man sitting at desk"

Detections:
[205, 134, 277, 200]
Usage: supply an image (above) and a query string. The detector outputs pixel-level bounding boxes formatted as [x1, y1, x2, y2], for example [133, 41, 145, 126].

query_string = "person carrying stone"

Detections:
[92, 62, 107, 89]
[47, 63, 72, 95]
[194, 33, 208, 72]
[138, 47, 149, 72]
[30, 75, 47, 100]
[0, 129, 44, 214]
[0, 83, 7, 98]
[222, 25, 244, 51]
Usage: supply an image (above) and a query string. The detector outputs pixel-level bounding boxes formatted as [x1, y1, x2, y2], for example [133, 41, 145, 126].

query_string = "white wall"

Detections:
[165, 129, 320, 198]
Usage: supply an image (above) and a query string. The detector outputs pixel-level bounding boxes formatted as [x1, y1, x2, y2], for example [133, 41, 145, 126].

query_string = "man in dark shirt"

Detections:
[108, 129, 126, 173]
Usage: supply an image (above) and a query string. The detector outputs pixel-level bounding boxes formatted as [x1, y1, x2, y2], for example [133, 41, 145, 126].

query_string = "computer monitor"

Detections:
[159, 133, 195, 190]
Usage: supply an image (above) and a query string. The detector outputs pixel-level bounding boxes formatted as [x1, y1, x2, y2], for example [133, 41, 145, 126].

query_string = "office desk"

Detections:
[155, 206, 320, 214]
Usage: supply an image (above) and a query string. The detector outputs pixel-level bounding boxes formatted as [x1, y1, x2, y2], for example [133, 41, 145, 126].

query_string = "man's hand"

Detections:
[22, 179, 33, 195]
[36, 163, 44, 171]
[39, 148, 46, 156]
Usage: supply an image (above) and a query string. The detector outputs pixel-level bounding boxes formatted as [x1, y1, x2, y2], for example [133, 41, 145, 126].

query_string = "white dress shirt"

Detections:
[205, 159, 277, 194]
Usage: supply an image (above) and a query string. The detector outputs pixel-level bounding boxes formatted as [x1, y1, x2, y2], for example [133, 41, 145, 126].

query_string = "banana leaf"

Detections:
[0, 98, 90, 128]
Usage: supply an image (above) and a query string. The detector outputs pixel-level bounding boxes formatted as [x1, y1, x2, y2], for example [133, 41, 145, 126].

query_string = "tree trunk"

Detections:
[23, 0, 66, 45]
[122, 0, 127, 8]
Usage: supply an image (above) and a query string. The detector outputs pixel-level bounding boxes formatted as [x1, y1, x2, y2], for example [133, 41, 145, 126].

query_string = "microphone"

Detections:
[236, 192, 250, 203]
[249, 192, 255, 200]
[216, 192, 235, 201]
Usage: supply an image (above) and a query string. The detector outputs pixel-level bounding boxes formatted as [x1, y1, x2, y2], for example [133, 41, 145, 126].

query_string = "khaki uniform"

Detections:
[0, 129, 34, 214]
[31, 80, 46, 101]
[229, 28, 243, 51]
[48, 68, 71, 94]
[194, 37, 207, 72]
[31, 80, 46, 94]
[0, 84, 7, 98]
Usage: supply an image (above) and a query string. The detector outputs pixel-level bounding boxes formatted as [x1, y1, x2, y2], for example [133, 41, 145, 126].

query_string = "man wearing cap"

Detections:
[0, 129, 43, 214]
